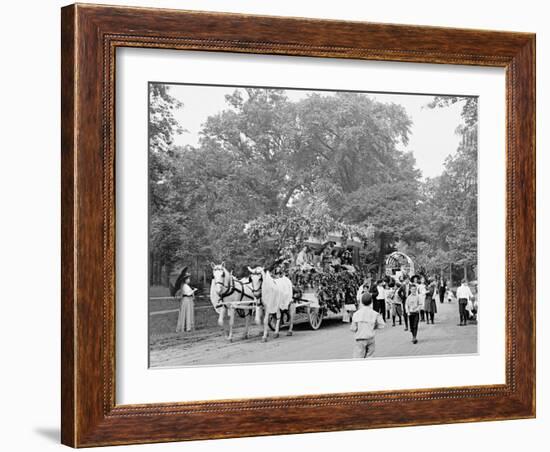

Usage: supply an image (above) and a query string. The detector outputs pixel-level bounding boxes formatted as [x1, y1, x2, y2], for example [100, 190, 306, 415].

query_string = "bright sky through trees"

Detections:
[167, 85, 465, 179]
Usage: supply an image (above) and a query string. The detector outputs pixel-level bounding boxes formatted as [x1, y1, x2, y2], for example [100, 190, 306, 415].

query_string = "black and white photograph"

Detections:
[148, 83, 479, 368]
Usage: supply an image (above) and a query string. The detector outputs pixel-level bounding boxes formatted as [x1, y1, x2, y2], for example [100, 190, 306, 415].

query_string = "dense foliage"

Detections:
[314, 270, 363, 313]
[149, 87, 478, 286]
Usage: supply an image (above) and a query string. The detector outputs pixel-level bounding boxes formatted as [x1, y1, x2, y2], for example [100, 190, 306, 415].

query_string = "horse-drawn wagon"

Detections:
[209, 261, 362, 341]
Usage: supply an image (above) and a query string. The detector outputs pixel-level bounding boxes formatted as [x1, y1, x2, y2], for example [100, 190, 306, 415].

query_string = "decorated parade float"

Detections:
[202, 204, 424, 342]
[205, 212, 371, 339]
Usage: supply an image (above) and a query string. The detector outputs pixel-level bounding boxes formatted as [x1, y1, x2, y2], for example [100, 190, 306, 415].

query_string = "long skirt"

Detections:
[424, 296, 437, 314]
[176, 298, 194, 332]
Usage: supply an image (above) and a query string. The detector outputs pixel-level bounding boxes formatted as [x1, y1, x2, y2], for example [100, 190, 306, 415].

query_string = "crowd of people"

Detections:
[350, 274, 477, 359]
[170, 245, 478, 358]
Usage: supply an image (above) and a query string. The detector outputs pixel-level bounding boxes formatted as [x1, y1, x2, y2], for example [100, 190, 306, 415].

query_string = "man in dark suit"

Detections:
[371, 280, 387, 322]
[438, 279, 447, 304]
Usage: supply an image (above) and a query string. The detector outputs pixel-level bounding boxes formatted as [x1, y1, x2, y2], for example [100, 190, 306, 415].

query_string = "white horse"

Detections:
[248, 266, 295, 342]
[210, 262, 259, 341]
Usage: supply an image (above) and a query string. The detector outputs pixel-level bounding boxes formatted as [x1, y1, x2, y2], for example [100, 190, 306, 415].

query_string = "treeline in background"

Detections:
[149, 85, 477, 290]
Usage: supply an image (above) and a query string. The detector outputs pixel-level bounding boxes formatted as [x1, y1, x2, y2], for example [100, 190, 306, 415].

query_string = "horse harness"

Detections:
[249, 271, 299, 306]
[215, 271, 258, 306]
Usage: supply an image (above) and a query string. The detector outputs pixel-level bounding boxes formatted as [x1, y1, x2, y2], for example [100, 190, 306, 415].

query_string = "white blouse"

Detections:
[417, 283, 426, 302]
[178, 283, 195, 298]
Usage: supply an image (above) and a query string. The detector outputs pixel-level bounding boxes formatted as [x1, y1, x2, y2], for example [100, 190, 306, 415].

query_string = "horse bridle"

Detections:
[249, 271, 263, 300]
[214, 269, 233, 298]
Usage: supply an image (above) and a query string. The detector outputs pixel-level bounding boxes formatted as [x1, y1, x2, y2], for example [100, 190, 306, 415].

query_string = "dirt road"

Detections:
[149, 300, 477, 367]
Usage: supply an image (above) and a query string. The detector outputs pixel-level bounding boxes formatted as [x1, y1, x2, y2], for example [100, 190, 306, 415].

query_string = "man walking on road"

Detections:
[350, 292, 385, 358]
[398, 276, 411, 331]
[456, 279, 473, 326]
[438, 278, 447, 304]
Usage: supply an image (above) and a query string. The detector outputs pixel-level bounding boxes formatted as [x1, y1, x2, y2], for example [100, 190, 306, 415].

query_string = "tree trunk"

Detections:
[463, 263, 468, 282]
[154, 259, 162, 286]
[195, 256, 199, 284]
[377, 234, 385, 279]
[163, 263, 172, 288]
[279, 184, 300, 210]
[449, 263, 452, 287]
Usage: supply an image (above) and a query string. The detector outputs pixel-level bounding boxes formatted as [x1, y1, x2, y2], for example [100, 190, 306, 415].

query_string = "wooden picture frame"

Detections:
[61, 3, 535, 447]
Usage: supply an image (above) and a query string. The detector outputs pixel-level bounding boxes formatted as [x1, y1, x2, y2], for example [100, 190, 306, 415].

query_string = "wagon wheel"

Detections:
[268, 311, 289, 331]
[308, 306, 323, 330]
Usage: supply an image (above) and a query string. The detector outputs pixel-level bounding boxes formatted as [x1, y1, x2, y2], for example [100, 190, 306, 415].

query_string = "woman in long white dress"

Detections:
[176, 273, 196, 333]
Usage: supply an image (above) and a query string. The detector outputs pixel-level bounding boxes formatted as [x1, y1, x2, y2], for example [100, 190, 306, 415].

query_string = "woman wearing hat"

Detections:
[424, 277, 438, 324]
[416, 276, 427, 322]
[173, 267, 196, 333]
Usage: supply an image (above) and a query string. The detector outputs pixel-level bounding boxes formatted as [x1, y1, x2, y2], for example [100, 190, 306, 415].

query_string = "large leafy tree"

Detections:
[181, 89, 419, 275]
[200, 88, 299, 214]
[148, 86, 479, 286]
[423, 96, 479, 280]
[340, 179, 425, 275]
[201, 90, 415, 210]
[294, 92, 414, 193]
[148, 84, 185, 284]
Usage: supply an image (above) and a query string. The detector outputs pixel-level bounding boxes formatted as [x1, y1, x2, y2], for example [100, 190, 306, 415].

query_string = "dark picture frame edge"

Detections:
[61, 3, 536, 447]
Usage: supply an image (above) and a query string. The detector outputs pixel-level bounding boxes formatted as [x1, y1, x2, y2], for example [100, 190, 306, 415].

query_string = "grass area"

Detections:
[149, 285, 170, 297]
[149, 285, 211, 308]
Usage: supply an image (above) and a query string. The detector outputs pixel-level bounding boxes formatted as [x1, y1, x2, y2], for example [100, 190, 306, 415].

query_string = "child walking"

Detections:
[405, 285, 422, 344]
[350, 292, 385, 358]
